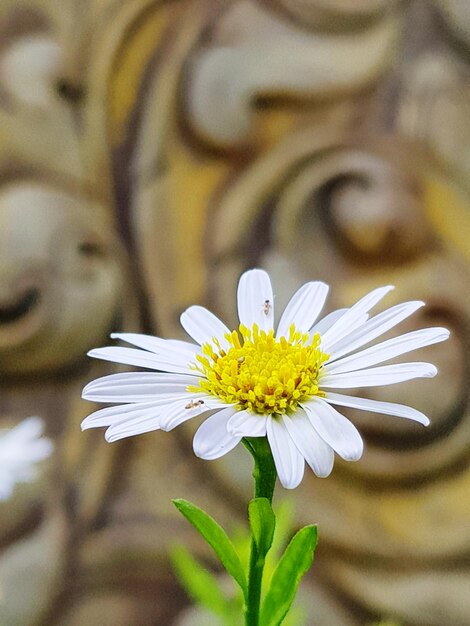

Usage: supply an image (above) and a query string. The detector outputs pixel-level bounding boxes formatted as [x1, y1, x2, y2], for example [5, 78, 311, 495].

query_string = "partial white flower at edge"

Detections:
[81, 269, 449, 489]
[0, 417, 53, 501]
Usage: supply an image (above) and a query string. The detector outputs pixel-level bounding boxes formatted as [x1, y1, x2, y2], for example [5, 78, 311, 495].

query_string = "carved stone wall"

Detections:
[0, 1, 469, 624]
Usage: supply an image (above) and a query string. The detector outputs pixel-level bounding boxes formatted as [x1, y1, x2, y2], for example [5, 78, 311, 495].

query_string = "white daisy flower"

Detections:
[0, 416, 53, 501]
[81, 269, 449, 489]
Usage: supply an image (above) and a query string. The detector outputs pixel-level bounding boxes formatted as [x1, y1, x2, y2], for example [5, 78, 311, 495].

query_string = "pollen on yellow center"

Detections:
[188, 324, 329, 416]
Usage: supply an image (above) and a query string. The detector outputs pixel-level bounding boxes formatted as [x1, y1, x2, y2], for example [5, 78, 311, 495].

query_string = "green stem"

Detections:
[243, 437, 277, 626]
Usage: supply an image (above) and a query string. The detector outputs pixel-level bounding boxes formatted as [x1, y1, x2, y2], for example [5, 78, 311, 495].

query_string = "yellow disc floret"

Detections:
[188, 324, 329, 416]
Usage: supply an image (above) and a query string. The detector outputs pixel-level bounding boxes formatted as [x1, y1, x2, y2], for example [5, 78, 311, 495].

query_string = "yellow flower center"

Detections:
[188, 324, 329, 416]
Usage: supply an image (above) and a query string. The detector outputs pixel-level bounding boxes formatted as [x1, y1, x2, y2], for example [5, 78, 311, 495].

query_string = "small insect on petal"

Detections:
[185, 399, 205, 410]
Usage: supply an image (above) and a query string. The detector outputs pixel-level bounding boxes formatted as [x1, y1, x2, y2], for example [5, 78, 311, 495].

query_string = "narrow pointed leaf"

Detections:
[248, 497, 276, 559]
[260, 525, 318, 626]
[173, 498, 247, 597]
[170, 544, 229, 617]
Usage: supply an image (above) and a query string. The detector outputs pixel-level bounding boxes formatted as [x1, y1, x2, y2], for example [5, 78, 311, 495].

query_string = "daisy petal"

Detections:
[0, 484, 14, 500]
[267, 417, 304, 489]
[82, 403, 144, 430]
[4, 416, 44, 439]
[105, 423, 159, 442]
[321, 285, 394, 350]
[111, 333, 197, 361]
[84, 401, 170, 442]
[159, 397, 210, 431]
[310, 308, 347, 335]
[227, 411, 267, 437]
[82, 373, 198, 402]
[81, 396, 189, 430]
[199, 396, 240, 410]
[325, 392, 430, 426]
[193, 408, 241, 460]
[320, 313, 369, 350]
[180, 305, 231, 349]
[88, 347, 196, 375]
[282, 411, 334, 477]
[0, 417, 53, 491]
[105, 409, 165, 442]
[328, 301, 425, 362]
[302, 398, 363, 461]
[321, 362, 437, 388]
[237, 269, 274, 332]
[276, 281, 329, 339]
[19, 436, 53, 463]
[325, 327, 450, 374]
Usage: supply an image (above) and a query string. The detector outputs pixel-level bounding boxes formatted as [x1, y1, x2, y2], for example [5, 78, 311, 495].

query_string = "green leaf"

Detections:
[170, 544, 228, 617]
[260, 525, 318, 626]
[267, 500, 294, 561]
[248, 497, 276, 559]
[173, 498, 247, 597]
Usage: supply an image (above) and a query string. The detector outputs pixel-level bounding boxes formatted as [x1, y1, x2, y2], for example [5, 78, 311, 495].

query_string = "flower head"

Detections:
[0, 417, 53, 501]
[81, 269, 449, 488]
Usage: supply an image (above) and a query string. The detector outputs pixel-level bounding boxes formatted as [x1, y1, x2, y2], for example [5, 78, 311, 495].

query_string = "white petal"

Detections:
[81, 392, 232, 430]
[82, 373, 200, 402]
[321, 313, 369, 351]
[3, 442, 52, 466]
[0, 418, 53, 471]
[88, 347, 196, 375]
[111, 333, 197, 361]
[82, 402, 149, 430]
[237, 268, 274, 332]
[327, 301, 425, 362]
[105, 422, 160, 442]
[8, 416, 44, 439]
[83, 372, 189, 388]
[23, 439, 54, 463]
[81, 396, 189, 430]
[198, 395, 240, 410]
[180, 305, 231, 349]
[321, 286, 394, 350]
[82, 406, 134, 430]
[282, 411, 334, 477]
[276, 281, 329, 339]
[302, 398, 363, 462]
[159, 397, 211, 431]
[227, 410, 267, 437]
[325, 327, 450, 374]
[310, 308, 347, 335]
[193, 408, 241, 460]
[105, 408, 165, 442]
[88, 401, 181, 442]
[266, 416, 304, 489]
[0, 483, 14, 501]
[325, 392, 430, 426]
[321, 362, 437, 388]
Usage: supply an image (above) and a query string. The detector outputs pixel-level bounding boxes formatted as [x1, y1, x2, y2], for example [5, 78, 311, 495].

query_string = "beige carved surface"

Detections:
[0, 1, 469, 625]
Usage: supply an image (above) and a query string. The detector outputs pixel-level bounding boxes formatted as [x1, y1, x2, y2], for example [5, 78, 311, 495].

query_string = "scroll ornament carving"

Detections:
[184, 0, 399, 147]
[398, 51, 470, 190]
[437, 0, 470, 49]
[0, 5, 138, 626]
[0, 185, 123, 376]
[271, 0, 400, 25]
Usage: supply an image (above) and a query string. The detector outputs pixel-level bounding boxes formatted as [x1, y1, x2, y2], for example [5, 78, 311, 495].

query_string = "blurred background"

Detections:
[0, 0, 469, 624]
